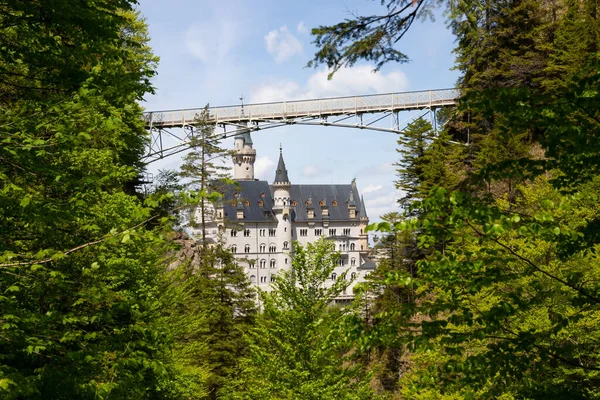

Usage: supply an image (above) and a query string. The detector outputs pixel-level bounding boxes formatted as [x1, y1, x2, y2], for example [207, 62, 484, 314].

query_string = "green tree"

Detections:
[226, 239, 375, 400]
[179, 106, 235, 251]
[0, 1, 174, 398]
[162, 242, 256, 399]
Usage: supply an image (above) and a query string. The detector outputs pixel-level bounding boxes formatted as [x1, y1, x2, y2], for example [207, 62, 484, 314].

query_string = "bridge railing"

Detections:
[145, 88, 459, 129]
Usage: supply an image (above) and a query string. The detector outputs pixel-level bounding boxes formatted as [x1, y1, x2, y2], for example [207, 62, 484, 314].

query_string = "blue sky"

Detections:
[137, 0, 459, 220]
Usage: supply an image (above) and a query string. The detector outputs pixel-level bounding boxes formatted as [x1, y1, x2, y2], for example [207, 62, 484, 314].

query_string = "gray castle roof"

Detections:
[219, 181, 367, 223]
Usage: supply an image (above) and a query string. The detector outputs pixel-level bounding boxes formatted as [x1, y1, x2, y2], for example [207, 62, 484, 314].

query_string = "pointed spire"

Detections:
[273, 146, 290, 184]
[359, 195, 368, 218]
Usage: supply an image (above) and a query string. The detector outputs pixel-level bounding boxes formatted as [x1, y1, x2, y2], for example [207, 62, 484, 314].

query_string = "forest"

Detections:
[1, 0, 600, 398]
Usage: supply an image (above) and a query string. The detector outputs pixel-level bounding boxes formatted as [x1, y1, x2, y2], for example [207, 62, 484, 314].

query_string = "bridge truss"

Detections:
[143, 88, 459, 164]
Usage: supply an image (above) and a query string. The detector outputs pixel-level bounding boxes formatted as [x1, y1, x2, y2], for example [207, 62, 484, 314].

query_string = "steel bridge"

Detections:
[143, 88, 459, 163]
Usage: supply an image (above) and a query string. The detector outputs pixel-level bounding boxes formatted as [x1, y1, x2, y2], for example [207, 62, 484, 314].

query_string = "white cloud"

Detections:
[185, 19, 238, 64]
[362, 184, 383, 195]
[303, 164, 320, 178]
[250, 66, 409, 103]
[356, 162, 395, 178]
[254, 156, 275, 180]
[264, 25, 303, 63]
[297, 21, 309, 35]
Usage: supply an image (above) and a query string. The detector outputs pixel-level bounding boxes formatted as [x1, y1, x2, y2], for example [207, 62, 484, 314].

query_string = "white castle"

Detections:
[192, 126, 375, 301]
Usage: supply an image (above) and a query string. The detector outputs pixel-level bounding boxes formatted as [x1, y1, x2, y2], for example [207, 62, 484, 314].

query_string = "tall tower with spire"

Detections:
[233, 123, 256, 180]
[272, 146, 293, 270]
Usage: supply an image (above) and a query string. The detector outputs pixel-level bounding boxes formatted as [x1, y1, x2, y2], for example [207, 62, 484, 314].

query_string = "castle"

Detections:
[191, 126, 375, 300]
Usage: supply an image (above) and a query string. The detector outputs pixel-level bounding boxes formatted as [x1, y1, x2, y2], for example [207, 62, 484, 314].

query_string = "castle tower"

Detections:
[233, 124, 256, 180]
[272, 147, 293, 270]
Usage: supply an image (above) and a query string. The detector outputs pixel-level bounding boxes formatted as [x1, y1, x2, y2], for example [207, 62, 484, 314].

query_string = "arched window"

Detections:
[244, 229, 250, 237]
[351, 272, 357, 280]
[361, 245, 364, 250]
[271, 275, 276, 282]
[351, 258, 356, 266]
[250, 275, 256, 283]
[260, 259, 266, 268]
[244, 244, 251, 253]
[260, 244, 266, 253]
[360, 229, 363, 234]
[269, 245, 276, 253]
[270, 260, 276, 268]
[231, 245, 237, 254]
[350, 243, 355, 251]
[283, 241, 289, 250]
[260, 276, 267, 283]
[230, 229, 237, 237]
[331, 273, 337, 280]
[249, 261, 256, 269]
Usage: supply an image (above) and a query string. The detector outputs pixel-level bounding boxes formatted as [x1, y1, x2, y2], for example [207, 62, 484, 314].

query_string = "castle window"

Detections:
[329, 229, 336, 236]
[270, 260, 276, 268]
[314, 229, 322, 236]
[269, 245, 276, 253]
[300, 229, 308, 237]
[244, 229, 251, 237]
[285, 258, 288, 264]
[319, 200, 325, 207]
[350, 243, 355, 251]
[260, 229, 265, 237]
[283, 241, 289, 250]
[292, 200, 297, 207]
[332, 200, 338, 206]
[360, 229, 363, 234]
[351, 272, 357, 279]
[258, 200, 264, 207]
[351, 258, 356, 266]
[271, 275, 276, 282]
[269, 228, 276, 236]
[249, 261, 256, 269]
[331, 273, 337, 280]
[250, 275, 256, 283]
[244, 244, 251, 253]
[260, 276, 267, 283]
[230, 229, 237, 237]
[339, 259, 344, 266]
[343, 228, 351, 235]
[245, 200, 250, 206]
[231, 245, 237, 253]
[260, 244, 266, 253]
[260, 259, 266, 268]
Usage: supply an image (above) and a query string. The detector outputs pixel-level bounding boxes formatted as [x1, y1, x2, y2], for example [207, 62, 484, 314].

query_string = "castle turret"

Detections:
[358, 194, 369, 255]
[272, 147, 293, 269]
[233, 124, 256, 180]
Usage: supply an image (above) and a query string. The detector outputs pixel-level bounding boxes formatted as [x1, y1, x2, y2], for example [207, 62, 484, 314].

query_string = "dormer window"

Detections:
[261, 192, 265, 198]
[234, 192, 239, 198]
[245, 200, 250, 206]
[319, 200, 325, 207]
[292, 200, 297, 207]
[332, 200, 338, 207]
[305, 200, 309, 206]
[258, 199, 264, 207]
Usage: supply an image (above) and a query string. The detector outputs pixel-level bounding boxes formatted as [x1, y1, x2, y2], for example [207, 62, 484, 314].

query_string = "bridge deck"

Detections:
[144, 88, 459, 129]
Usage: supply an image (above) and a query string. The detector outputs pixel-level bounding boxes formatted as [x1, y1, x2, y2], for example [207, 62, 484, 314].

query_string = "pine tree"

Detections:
[179, 106, 235, 251]
[163, 242, 256, 399]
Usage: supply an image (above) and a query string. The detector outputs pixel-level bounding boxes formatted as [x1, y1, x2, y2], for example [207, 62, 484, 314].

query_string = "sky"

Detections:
[137, 0, 460, 221]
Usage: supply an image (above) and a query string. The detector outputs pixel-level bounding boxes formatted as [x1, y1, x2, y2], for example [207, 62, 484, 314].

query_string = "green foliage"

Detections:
[161, 243, 256, 399]
[226, 239, 376, 400]
[0, 1, 175, 398]
[308, 0, 444, 77]
[179, 106, 236, 247]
